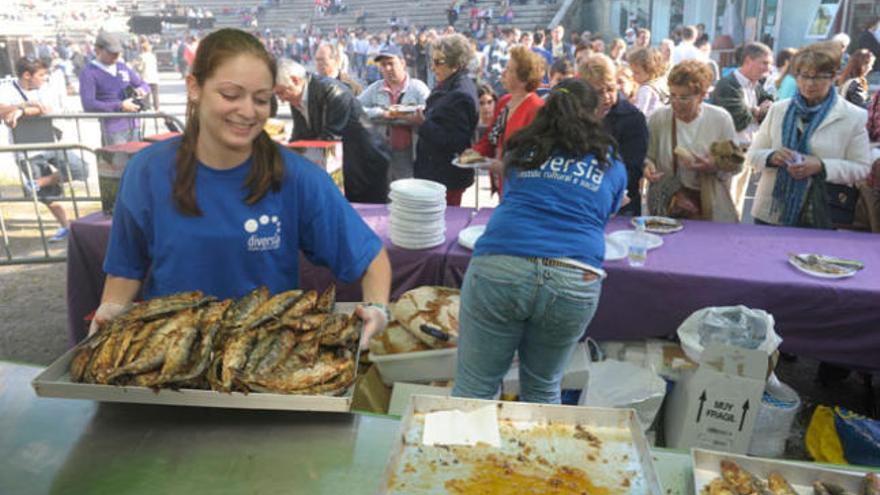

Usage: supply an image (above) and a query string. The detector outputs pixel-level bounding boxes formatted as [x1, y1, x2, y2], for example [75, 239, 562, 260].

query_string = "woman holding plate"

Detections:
[411, 33, 478, 206]
[452, 79, 627, 404]
[642, 60, 741, 222]
[466, 46, 545, 196]
[90, 29, 391, 347]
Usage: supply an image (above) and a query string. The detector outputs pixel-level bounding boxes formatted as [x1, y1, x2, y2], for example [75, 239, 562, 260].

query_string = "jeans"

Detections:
[452, 255, 602, 403]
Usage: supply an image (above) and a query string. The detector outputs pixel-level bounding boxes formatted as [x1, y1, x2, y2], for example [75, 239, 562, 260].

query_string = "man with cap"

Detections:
[79, 31, 151, 146]
[275, 58, 391, 204]
[358, 46, 430, 181]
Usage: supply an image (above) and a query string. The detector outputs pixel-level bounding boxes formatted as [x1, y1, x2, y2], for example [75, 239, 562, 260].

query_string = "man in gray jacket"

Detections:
[358, 46, 430, 181]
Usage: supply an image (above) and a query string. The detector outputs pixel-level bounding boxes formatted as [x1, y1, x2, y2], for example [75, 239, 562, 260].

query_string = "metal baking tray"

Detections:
[692, 448, 867, 494]
[377, 395, 664, 494]
[31, 304, 360, 413]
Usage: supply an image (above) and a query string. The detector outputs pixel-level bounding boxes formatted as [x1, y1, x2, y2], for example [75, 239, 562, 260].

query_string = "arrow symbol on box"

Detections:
[739, 400, 750, 431]
[696, 391, 707, 423]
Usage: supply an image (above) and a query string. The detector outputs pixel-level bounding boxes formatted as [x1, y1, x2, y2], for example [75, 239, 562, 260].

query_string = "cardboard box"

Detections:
[351, 365, 392, 414]
[502, 342, 591, 397]
[286, 140, 343, 192]
[663, 343, 767, 454]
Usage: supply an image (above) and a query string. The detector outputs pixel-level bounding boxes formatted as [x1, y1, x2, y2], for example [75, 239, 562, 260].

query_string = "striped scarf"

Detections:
[770, 90, 836, 226]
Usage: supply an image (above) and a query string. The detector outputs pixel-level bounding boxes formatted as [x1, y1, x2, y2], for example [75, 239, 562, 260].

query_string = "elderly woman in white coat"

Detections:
[747, 43, 871, 228]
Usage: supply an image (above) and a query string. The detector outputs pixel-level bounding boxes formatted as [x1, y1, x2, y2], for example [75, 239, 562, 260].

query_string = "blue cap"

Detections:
[374, 45, 404, 62]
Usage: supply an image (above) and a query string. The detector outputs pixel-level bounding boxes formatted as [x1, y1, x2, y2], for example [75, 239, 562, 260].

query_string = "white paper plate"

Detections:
[451, 157, 492, 170]
[388, 104, 422, 114]
[390, 218, 446, 230]
[788, 253, 858, 279]
[608, 230, 664, 251]
[390, 228, 446, 240]
[389, 203, 447, 216]
[457, 225, 486, 250]
[604, 234, 628, 261]
[388, 198, 446, 211]
[390, 179, 447, 199]
[391, 236, 446, 250]
[632, 216, 684, 234]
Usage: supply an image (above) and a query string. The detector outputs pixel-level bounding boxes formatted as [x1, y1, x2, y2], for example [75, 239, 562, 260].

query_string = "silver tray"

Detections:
[32, 303, 360, 413]
[692, 448, 867, 494]
[377, 395, 664, 494]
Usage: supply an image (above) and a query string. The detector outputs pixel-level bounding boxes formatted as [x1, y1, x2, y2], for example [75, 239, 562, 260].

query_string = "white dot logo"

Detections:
[271, 216, 278, 223]
[259, 215, 270, 225]
[244, 219, 259, 233]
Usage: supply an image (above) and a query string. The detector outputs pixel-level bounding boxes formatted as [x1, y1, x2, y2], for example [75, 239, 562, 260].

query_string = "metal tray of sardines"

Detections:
[377, 395, 663, 494]
[33, 285, 362, 412]
[692, 448, 876, 494]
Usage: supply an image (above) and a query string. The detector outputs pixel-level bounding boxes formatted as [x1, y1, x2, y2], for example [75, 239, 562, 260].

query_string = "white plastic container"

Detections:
[747, 374, 801, 458]
[370, 348, 457, 385]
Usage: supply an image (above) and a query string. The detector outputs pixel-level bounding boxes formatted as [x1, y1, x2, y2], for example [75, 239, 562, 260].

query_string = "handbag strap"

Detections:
[671, 113, 678, 175]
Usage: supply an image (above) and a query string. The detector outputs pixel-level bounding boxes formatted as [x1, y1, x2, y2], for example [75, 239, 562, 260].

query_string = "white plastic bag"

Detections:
[747, 373, 801, 458]
[578, 359, 667, 431]
[677, 305, 781, 363]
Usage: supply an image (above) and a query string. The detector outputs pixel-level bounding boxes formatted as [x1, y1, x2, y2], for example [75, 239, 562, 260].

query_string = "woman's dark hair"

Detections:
[503, 78, 616, 172]
[14, 56, 47, 77]
[774, 48, 797, 89]
[477, 83, 496, 101]
[175, 28, 282, 216]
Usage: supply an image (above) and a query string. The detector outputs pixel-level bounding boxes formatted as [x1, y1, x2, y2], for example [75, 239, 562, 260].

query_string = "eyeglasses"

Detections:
[431, 58, 447, 66]
[796, 73, 834, 83]
[668, 94, 700, 102]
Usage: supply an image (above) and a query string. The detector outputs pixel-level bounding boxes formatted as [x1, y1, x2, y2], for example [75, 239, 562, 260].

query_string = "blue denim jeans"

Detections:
[452, 255, 602, 403]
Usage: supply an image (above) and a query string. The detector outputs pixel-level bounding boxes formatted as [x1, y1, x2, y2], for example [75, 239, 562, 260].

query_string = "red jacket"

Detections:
[474, 92, 544, 194]
[474, 92, 544, 158]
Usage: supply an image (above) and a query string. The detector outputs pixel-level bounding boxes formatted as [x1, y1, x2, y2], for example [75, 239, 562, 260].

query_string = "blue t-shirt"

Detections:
[104, 137, 382, 299]
[473, 152, 627, 268]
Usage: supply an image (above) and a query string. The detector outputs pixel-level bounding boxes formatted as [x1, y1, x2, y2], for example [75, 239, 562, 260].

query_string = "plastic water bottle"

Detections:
[628, 218, 648, 267]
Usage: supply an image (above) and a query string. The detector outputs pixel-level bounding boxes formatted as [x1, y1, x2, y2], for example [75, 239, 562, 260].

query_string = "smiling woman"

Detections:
[91, 28, 393, 349]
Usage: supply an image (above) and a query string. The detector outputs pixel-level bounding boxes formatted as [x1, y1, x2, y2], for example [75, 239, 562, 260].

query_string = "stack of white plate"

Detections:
[388, 179, 447, 249]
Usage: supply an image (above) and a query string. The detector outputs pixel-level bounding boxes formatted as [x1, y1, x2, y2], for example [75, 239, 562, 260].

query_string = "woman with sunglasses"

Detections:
[642, 60, 740, 222]
[411, 33, 478, 206]
[748, 43, 871, 228]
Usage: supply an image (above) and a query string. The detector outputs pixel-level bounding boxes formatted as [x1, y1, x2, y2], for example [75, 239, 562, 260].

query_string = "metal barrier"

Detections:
[0, 112, 185, 266]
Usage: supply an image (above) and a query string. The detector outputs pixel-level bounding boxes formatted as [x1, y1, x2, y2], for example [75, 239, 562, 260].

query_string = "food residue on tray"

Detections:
[444, 456, 617, 495]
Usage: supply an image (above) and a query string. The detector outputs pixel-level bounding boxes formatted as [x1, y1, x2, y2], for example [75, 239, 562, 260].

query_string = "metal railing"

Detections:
[0, 111, 185, 266]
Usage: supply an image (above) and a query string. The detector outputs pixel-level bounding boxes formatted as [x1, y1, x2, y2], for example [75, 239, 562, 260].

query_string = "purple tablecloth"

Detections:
[66, 205, 476, 345]
[298, 203, 475, 302]
[66, 212, 113, 346]
[443, 212, 880, 371]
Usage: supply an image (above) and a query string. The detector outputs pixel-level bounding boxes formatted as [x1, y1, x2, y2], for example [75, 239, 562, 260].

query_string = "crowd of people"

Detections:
[3, 12, 880, 402]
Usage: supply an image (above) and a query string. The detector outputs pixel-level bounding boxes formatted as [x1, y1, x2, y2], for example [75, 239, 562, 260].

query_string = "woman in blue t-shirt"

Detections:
[452, 78, 628, 404]
[91, 29, 392, 347]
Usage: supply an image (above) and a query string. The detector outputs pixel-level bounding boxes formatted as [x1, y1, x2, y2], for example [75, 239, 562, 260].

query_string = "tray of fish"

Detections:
[693, 448, 878, 494]
[33, 285, 363, 412]
[377, 395, 663, 494]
